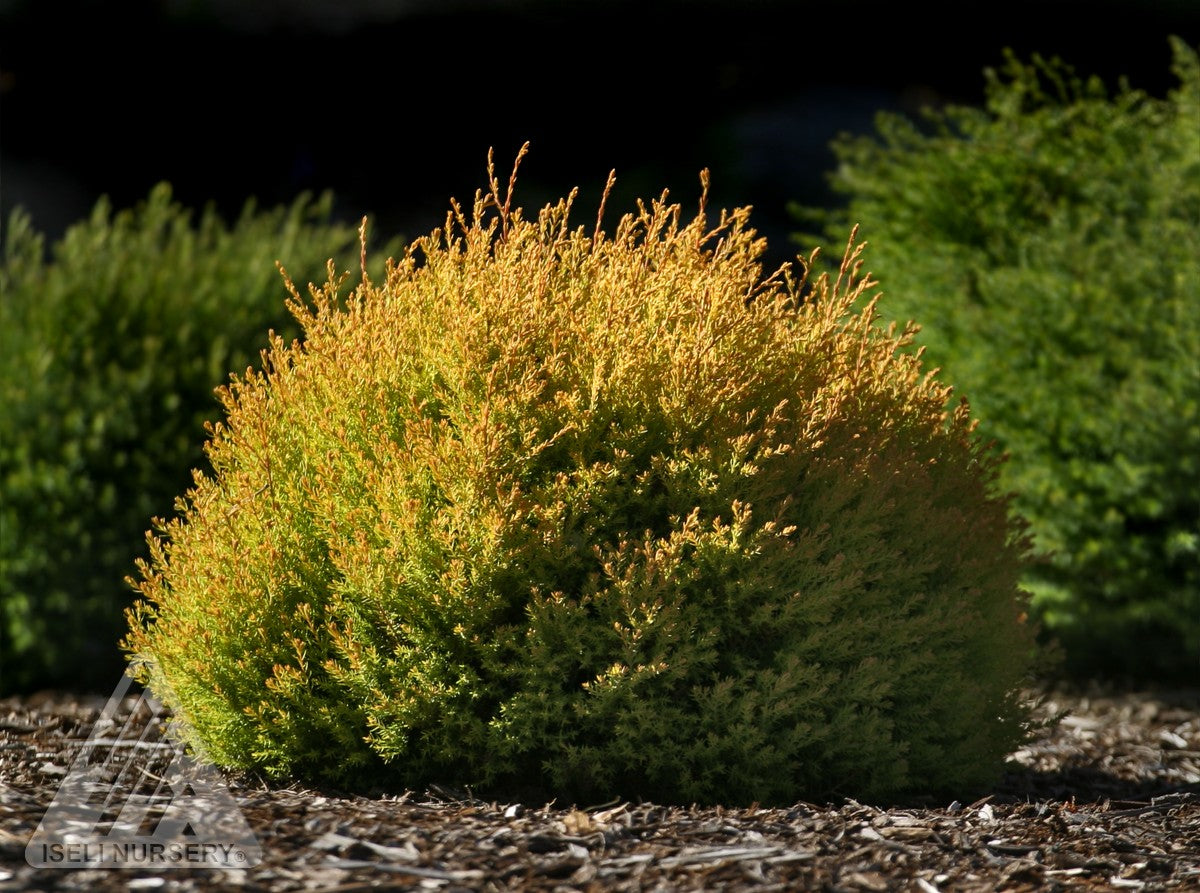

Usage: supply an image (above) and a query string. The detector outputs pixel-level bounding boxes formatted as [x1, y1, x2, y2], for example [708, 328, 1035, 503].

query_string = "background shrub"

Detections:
[124, 161, 1036, 806]
[0, 185, 398, 693]
[796, 38, 1200, 681]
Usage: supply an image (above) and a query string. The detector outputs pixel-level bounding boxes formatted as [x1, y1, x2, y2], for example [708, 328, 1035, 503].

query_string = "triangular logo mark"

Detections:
[26, 671, 262, 869]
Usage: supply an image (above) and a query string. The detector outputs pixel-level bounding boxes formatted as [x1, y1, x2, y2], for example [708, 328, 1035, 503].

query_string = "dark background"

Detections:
[2, 0, 1198, 271]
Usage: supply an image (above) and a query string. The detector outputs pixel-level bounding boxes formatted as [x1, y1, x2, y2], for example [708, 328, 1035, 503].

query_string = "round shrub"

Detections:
[0, 185, 398, 693]
[124, 159, 1036, 806]
[796, 38, 1199, 680]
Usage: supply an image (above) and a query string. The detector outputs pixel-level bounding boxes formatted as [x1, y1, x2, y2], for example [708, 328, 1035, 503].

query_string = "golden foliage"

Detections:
[125, 148, 1036, 804]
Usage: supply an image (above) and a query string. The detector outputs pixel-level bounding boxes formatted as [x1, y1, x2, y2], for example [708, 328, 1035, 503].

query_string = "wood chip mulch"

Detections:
[1, 683, 1198, 892]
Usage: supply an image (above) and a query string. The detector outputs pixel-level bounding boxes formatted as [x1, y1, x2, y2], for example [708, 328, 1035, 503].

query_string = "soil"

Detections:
[1, 683, 1198, 892]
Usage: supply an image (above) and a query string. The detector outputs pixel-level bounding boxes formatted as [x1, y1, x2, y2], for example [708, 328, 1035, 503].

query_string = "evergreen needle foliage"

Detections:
[0, 185, 396, 693]
[125, 152, 1037, 805]
[796, 38, 1200, 680]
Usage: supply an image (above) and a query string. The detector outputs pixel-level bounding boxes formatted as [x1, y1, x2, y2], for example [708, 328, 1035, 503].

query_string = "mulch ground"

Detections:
[1, 683, 1198, 892]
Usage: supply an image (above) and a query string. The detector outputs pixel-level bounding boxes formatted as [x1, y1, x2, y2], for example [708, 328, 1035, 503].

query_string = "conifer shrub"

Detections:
[795, 39, 1200, 680]
[124, 154, 1037, 806]
[0, 185, 397, 693]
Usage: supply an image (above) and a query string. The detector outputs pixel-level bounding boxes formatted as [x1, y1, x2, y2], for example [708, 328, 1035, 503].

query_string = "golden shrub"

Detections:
[125, 150, 1037, 805]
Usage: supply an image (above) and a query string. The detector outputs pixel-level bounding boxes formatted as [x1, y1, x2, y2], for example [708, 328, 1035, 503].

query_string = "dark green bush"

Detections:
[124, 158, 1037, 806]
[796, 38, 1200, 680]
[0, 184, 397, 693]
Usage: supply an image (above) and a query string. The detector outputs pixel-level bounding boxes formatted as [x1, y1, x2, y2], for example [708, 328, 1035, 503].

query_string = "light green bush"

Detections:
[0, 185, 397, 693]
[796, 39, 1200, 680]
[125, 159, 1037, 805]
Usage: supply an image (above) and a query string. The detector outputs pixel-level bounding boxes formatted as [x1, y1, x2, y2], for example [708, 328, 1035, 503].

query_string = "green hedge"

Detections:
[795, 38, 1200, 680]
[0, 185, 399, 693]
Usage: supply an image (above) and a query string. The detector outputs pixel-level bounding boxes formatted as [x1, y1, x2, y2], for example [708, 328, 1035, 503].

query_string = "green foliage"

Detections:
[125, 156, 1037, 805]
[796, 38, 1200, 681]
[0, 184, 397, 693]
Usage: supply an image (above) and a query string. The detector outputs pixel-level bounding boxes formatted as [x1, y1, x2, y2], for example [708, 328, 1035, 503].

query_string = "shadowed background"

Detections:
[3, 0, 1198, 271]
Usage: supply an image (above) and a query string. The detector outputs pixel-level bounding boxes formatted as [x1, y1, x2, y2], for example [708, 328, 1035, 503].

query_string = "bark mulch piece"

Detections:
[1, 684, 1197, 891]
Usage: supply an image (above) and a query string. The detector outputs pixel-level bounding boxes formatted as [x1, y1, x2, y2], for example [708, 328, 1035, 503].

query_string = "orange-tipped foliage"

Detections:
[125, 154, 1037, 805]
